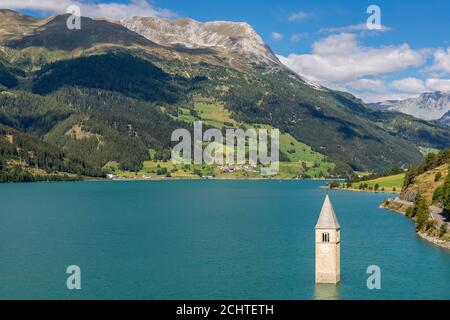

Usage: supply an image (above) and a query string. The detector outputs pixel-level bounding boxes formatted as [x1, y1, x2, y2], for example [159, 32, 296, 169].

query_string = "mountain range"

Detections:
[439, 111, 450, 126]
[121, 16, 281, 67]
[368, 91, 450, 124]
[1, 9, 450, 180]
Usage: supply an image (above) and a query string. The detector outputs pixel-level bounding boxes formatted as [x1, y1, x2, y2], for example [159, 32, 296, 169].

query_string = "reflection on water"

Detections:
[313, 284, 340, 300]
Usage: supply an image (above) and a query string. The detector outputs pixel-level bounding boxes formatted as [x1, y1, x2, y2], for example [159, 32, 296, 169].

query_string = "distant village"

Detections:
[106, 163, 259, 180]
[217, 164, 258, 173]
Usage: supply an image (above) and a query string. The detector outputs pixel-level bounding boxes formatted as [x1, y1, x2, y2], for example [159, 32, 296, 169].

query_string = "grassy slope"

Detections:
[196, 101, 334, 178]
[194, 99, 238, 128]
[394, 162, 450, 241]
[111, 98, 335, 179]
[350, 173, 405, 192]
[279, 133, 334, 178]
[178, 99, 334, 178]
[105, 160, 197, 179]
[404, 164, 449, 205]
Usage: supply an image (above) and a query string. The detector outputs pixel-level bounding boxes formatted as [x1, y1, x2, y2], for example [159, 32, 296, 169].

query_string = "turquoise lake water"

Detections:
[0, 180, 448, 300]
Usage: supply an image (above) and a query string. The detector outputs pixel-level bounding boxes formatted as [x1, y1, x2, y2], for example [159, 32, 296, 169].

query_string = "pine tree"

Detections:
[433, 186, 444, 204]
[443, 175, 450, 212]
[413, 193, 430, 231]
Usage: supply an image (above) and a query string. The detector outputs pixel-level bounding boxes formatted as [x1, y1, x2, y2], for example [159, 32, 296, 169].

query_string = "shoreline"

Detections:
[324, 186, 401, 195]
[109, 177, 333, 182]
[381, 199, 450, 251]
[418, 232, 450, 250]
[0, 175, 335, 184]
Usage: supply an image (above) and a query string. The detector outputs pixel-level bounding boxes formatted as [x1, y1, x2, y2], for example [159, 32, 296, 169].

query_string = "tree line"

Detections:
[0, 124, 104, 183]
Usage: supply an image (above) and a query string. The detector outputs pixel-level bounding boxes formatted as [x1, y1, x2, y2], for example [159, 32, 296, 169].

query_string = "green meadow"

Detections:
[349, 173, 405, 192]
[112, 97, 336, 179]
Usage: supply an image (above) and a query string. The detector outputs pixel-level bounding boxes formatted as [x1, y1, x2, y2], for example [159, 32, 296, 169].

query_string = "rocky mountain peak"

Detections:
[121, 16, 281, 66]
[368, 91, 450, 121]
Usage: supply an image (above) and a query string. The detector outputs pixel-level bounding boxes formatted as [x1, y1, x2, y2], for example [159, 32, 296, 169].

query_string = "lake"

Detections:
[0, 180, 449, 300]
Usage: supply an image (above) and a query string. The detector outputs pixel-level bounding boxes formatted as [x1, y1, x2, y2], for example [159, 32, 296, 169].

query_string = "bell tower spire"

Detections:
[315, 195, 341, 284]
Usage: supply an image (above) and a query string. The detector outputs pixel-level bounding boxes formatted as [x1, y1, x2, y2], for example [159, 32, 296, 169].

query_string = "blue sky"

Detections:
[2, 0, 450, 102]
[159, 0, 450, 54]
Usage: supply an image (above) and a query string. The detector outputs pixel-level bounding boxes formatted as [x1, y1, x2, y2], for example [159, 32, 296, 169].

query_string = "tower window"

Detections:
[322, 233, 330, 242]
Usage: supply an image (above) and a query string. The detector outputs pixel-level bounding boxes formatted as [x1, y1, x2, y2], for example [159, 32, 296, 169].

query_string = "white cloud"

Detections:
[429, 47, 450, 73]
[288, 11, 309, 22]
[346, 79, 416, 103]
[278, 33, 438, 103]
[290, 33, 306, 43]
[320, 23, 391, 34]
[425, 78, 450, 92]
[278, 33, 428, 86]
[0, 0, 174, 20]
[270, 32, 284, 41]
[348, 79, 385, 91]
[355, 78, 450, 103]
[355, 77, 450, 103]
[390, 78, 426, 94]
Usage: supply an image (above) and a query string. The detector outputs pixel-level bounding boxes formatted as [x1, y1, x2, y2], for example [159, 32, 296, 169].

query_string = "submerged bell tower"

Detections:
[315, 195, 341, 284]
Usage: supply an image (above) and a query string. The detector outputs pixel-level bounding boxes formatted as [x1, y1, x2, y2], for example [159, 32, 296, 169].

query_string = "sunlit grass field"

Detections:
[119, 96, 336, 179]
[350, 173, 405, 192]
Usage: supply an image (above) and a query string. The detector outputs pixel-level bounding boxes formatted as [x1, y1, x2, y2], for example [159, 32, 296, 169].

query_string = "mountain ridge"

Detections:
[439, 110, 450, 126]
[368, 91, 450, 122]
[0, 9, 45, 40]
[121, 16, 281, 68]
[5, 14, 159, 51]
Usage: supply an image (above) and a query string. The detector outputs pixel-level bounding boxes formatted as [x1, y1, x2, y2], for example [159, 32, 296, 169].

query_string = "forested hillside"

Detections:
[0, 123, 103, 182]
[393, 149, 450, 241]
[0, 9, 449, 182]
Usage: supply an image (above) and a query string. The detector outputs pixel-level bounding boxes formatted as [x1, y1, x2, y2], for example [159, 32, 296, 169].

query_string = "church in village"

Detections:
[315, 195, 341, 284]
